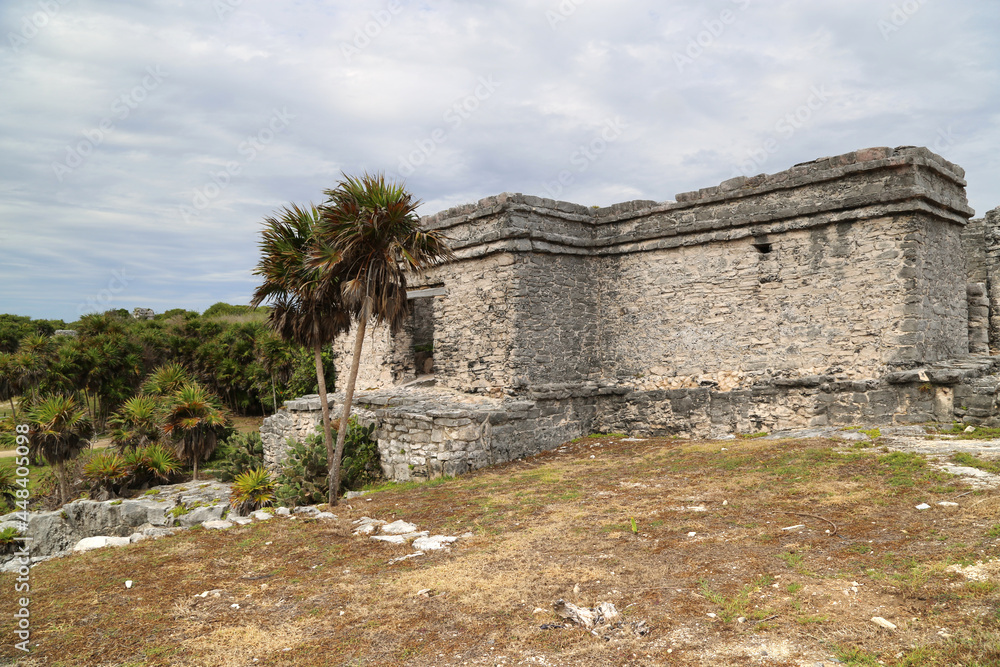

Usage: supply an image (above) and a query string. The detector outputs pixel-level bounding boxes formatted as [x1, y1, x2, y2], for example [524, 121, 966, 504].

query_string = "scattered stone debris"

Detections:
[547, 600, 651, 639]
[871, 616, 897, 630]
[354, 516, 465, 557]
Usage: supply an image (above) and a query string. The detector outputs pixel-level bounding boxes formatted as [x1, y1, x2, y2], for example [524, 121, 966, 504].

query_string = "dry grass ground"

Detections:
[2, 435, 999, 666]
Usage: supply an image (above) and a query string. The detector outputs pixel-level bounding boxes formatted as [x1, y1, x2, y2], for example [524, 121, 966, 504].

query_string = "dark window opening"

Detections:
[753, 242, 773, 255]
[410, 297, 435, 376]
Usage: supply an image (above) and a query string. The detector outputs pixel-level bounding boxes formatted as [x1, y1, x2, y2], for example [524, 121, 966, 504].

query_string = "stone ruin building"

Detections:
[262, 146, 1000, 482]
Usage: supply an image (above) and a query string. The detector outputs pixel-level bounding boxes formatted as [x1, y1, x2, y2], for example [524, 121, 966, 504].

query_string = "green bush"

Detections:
[341, 420, 381, 491]
[214, 431, 264, 482]
[83, 451, 130, 500]
[125, 444, 182, 489]
[230, 467, 275, 515]
[84, 444, 182, 498]
[0, 525, 22, 554]
[0, 465, 18, 511]
[276, 434, 328, 507]
[275, 418, 381, 506]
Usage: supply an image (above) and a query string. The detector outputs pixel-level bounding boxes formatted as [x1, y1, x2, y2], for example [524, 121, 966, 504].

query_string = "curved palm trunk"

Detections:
[329, 316, 367, 506]
[313, 334, 335, 504]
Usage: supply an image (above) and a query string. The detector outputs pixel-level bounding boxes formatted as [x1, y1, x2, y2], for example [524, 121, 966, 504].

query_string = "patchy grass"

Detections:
[2, 436, 999, 666]
[951, 451, 1000, 475]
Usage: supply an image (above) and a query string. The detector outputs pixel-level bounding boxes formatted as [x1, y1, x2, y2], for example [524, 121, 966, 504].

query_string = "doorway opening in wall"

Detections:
[407, 285, 444, 377]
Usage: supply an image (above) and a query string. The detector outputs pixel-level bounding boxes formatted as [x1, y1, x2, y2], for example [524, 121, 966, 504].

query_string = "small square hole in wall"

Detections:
[753, 242, 773, 255]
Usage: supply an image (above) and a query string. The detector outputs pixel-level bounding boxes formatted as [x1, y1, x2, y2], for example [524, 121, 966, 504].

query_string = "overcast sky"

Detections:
[2, 0, 998, 321]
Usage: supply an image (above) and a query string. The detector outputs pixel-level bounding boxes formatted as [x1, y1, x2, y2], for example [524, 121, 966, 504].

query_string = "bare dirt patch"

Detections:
[2, 434, 999, 666]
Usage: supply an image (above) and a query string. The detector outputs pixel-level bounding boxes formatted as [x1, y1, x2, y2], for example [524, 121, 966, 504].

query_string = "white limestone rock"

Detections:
[73, 536, 130, 553]
[412, 535, 459, 551]
[381, 520, 419, 535]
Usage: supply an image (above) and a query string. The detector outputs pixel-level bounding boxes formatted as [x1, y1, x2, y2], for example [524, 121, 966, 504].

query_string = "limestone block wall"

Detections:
[596, 218, 917, 384]
[332, 147, 977, 397]
[982, 207, 1000, 351]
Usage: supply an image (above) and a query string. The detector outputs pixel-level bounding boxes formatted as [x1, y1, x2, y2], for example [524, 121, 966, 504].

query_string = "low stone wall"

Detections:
[262, 357, 1000, 483]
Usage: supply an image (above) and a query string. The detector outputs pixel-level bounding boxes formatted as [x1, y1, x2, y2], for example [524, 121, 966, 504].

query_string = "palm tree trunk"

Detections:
[58, 460, 68, 505]
[271, 376, 277, 413]
[193, 456, 198, 481]
[329, 315, 367, 506]
[8, 397, 16, 420]
[313, 329, 335, 505]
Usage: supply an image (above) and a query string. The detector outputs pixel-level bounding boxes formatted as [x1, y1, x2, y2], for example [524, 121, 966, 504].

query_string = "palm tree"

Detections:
[162, 382, 228, 481]
[0, 352, 19, 418]
[141, 363, 192, 397]
[313, 173, 454, 505]
[107, 395, 162, 451]
[27, 394, 94, 504]
[251, 203, 351, 502]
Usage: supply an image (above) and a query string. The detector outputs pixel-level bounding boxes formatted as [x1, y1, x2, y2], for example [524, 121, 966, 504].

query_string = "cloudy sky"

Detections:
[2, 0, 998, 321]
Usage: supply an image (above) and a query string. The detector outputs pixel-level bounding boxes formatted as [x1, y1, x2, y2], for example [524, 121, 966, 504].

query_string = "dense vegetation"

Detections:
[0, 305, 335, 429]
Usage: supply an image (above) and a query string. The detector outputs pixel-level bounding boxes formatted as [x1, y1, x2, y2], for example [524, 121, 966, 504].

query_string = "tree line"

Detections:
[0, 306, 336, 428]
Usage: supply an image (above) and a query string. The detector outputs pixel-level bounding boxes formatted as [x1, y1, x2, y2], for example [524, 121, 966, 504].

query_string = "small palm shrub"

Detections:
[0, 465, 19, 511]
[125, 444, 182, 489]
[83, 452, 130, 500]
[0, 525, 22, 555]
[230, 467, 274, 515]
[215, 431, 265, 482]
[107, 395, 162, 452]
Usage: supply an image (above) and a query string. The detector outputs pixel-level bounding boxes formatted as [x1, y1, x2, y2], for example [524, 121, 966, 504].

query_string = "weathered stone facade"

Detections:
[264, 146, 1000, 481]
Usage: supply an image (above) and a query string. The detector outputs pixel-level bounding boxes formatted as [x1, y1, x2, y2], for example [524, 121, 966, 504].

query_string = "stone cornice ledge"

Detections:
[422, 147, 974, 259]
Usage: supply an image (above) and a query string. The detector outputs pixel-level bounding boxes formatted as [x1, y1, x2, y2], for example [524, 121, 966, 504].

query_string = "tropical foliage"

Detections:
[311, 173, 453, 504]
[251, 203, 351, 506]
[275, 418, 381, 506]
[27, 394, 94, 504]
[162, 382, 229, 481]
[83, 443, 182, 499]
[230, 466, 275, 515]
[214, 431, 265, 482]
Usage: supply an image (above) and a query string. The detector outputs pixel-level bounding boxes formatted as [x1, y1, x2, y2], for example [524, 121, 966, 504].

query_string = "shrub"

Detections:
[125, 444, 182, 489]
[0, 525, 22, 554]
[0, 465, 18, 511]
[341, 420, 382, 491]
[276, 434, 328, 507]
[83, 452, 130, 500]
[275, 418, 381, 506]
[230, 467, 275, 515]
[215, 431, 264, 482]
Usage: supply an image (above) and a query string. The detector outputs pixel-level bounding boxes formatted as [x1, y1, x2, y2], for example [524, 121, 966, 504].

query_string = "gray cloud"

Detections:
[1, 0, 998, 319]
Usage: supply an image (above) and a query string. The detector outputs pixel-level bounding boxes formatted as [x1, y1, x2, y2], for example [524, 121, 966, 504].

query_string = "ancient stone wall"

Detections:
[271, 146, 1000, 484]
[337, 146, 975, 395]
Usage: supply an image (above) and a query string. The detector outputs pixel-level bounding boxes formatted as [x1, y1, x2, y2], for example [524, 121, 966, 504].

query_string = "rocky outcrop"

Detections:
[0, 480, 231, 571]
